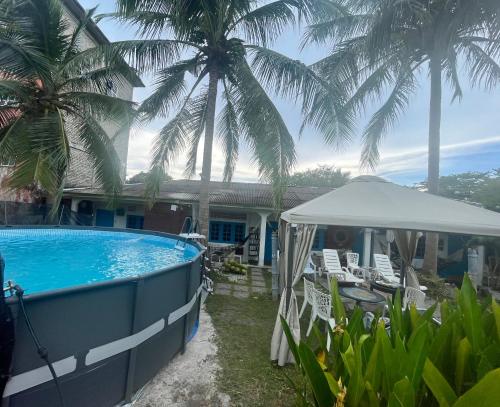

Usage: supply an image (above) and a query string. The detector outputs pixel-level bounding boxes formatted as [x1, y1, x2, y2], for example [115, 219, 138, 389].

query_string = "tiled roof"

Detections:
[64, 180, 334, 210]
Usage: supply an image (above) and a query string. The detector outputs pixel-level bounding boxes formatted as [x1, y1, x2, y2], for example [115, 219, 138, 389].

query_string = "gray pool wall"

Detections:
[1, 226, 203, 407]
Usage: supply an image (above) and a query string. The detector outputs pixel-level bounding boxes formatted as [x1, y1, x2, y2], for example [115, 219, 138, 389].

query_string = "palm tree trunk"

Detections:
[198, 68, 218, 241]
[422, 55, 442, 275]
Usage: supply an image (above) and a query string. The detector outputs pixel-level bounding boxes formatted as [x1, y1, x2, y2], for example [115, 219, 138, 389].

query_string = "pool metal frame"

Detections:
[1, 226, 204, 407]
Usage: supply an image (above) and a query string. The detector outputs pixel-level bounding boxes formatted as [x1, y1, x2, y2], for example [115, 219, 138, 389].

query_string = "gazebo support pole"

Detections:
[271, 231, 279, 301]
[285, 228, 295, 311]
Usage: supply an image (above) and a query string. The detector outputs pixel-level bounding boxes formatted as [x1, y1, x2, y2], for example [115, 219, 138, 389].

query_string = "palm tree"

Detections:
[104, 0, 350, 239]
[306, 0, 500, 273]
[0, 0, 137, 212]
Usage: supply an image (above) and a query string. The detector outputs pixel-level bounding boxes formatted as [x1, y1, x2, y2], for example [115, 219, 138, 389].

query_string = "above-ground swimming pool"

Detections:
[1, 227, 203, 407]
[2, 228, 199, 295]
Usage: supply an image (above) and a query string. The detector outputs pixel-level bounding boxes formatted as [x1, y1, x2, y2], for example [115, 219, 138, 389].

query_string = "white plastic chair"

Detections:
[373, 254, 400, 284]
[299, 278, 315, 319]
[346, 252, 369, 280]
[403, 287, 426, 309]
[323, 249, 364, 286]
[384, 286, 427, 317]
[303, 255, 319, 282]
[307, 287, 336, 350]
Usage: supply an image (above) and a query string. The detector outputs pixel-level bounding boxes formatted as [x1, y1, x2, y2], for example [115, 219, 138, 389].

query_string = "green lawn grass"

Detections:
[205, 272, 304, 406]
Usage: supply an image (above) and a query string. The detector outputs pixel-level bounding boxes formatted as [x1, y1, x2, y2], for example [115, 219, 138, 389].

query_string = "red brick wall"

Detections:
[143, 203, 190, 234]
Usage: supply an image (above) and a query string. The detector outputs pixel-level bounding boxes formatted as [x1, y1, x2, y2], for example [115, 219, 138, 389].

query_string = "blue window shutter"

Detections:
[318, 229, 325, 249]
[312, 229, 326, 250]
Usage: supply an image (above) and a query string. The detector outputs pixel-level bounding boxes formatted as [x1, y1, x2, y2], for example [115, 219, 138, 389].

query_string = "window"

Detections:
[210, 223, 220, 241]
[234, 224, 245, 242]
[209, 221, 246, 244]
[222, 224, 232, 242]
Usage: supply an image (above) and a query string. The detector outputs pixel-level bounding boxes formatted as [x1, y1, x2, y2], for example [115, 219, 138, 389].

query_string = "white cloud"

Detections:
[126, 125, 500, 184]
[126, 128, 262, 182]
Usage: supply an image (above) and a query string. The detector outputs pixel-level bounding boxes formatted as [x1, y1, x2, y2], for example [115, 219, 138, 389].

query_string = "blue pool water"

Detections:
[1, 228, 199, 295]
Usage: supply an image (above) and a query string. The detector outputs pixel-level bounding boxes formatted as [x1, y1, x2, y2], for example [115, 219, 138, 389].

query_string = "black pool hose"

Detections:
[13, 285, 66, 407]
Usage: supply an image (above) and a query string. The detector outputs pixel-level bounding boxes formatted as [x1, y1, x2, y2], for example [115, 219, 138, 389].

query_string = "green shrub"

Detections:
[222, 259, 248, 275]
[418, 271, 454, 301]
[281, 275, 500, 406]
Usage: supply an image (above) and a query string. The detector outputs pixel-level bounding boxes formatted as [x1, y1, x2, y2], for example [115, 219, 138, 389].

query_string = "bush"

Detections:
[281, 274, 500, 406]
[418, 270, 454, 301]
[222, 259, 248, 275]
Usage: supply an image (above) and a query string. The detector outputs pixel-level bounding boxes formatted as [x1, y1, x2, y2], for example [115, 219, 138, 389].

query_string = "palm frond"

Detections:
[218, 80, 240, 182]
[443, 47, 463, 102]
[302, 14, 370, 47]
[342, 49, 402, 116]
[248, 45, 320, 108]
[233, 1, 296, 46]
[61, 63, 138, 95]
[0, 78, 30, 99]
[0, 105, 19, 129]
[65, 39, 190, 74]
[3, 112, 68, 195]
[145, 76, 206, 201]
[183, 89, 209, 179]
[230, 59, 296, 207]
[0, 31, 51, 80]
[0, 114, 23, 165]
[460, 39, 500, 90]
[361, 68, 417, 168]
[64, 6, 98, 63]
[145, 109, 191, 203]
[96, 11, 174, 38]
[61, 91, 137, 124]
[71, 113, 123, 201]
[139, 58, 204, 121]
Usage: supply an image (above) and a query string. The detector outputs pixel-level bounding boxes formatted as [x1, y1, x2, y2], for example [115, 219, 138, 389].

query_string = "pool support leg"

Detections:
[124, 279, 145, 403]
[181, 263, 192, 355]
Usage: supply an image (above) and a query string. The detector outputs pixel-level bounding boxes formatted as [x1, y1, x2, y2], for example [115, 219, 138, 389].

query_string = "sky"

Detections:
[81, 1, 500, 186]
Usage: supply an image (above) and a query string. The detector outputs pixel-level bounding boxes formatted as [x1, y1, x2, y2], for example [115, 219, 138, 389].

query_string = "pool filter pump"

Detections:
[0, 254, 15, 397]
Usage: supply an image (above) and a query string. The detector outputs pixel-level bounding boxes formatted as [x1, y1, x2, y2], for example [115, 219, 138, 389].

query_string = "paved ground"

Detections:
[132, 305, 230, 407]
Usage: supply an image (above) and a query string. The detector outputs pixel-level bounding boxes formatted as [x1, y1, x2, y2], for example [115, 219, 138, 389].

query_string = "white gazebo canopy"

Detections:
[271, 176, 500, 367]
[281, 175, 500, 236]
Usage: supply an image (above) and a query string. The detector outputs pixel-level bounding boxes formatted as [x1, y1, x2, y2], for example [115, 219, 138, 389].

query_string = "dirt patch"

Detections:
[132, 305, 230, 407]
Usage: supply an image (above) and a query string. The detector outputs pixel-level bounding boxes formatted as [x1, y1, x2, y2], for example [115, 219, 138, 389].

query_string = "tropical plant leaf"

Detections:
[458, 273, 485, 353]
[298, 342, 335, 407]
[423, 358, 457, 407]
[455, 337, 472, 394]
[388, 377, 415, 407]
[453, 368, 500, 407]
[280, 315, 301, 367]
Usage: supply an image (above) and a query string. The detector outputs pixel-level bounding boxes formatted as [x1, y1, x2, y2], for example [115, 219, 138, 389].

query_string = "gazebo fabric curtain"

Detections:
[393, 230, 422, 288]
[270, 223, 317, 366]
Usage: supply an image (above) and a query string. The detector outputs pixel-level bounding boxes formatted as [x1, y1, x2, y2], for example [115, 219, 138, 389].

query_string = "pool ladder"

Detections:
[175, 217, 199, 250]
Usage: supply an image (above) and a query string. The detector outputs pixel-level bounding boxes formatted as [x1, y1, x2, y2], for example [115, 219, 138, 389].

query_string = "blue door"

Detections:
[96, 209, 114, 227]
[264, 222, 278, 265]
[126, 215, 144, 229]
